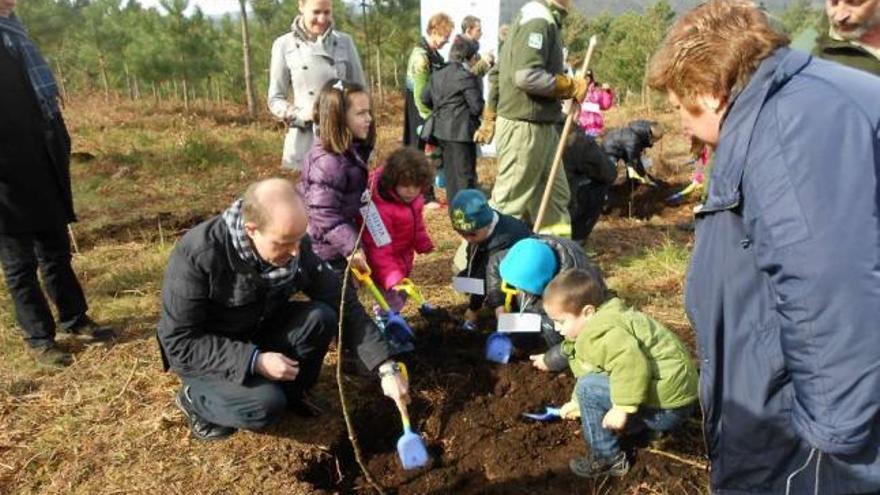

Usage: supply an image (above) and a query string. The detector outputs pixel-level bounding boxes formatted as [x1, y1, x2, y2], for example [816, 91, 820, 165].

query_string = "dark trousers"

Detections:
[570, 179, 610, 241]
[403, 89, 436, 203]
[440, 139, 478, 204]
[183, 301, 337, 430]
[0, 226, 88, 348]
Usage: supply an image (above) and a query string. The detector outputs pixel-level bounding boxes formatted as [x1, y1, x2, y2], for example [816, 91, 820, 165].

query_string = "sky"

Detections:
[139, 0, 243, 17]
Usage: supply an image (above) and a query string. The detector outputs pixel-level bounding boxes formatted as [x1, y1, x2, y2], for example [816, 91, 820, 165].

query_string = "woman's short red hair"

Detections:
[647, 0, 789, 113]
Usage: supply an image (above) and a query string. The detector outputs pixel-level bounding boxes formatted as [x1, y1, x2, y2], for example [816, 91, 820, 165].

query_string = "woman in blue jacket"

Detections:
[648, 1, 880, 493]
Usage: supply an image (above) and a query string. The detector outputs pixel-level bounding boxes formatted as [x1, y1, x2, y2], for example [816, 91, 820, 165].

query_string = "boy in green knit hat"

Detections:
[542, 268, 698, 478]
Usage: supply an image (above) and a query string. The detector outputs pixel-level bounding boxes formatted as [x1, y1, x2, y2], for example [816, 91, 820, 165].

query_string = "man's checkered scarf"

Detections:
[0, 15, 60, 121]
[222, 199, 298, 288]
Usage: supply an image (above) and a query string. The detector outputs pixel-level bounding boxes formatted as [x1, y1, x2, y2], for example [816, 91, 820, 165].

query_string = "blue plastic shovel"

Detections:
[394, 364, 429, 470]
[485, 332, 513, 364]
[353, 268, 415, 345]
[522, 406, 563, 422]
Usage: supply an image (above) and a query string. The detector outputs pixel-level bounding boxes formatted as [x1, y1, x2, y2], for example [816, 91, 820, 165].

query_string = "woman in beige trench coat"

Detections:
[268, 0, 366, 170]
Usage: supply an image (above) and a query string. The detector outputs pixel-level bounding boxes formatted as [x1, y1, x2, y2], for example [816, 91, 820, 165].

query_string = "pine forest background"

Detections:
[16, 0, 825, 114]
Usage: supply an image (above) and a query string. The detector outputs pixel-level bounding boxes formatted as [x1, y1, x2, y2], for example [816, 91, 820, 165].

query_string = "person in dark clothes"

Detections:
[0, 2, 114, 369]
[485, 235, 597, 372]
[404, 12, 453, 208]
[448, 190, 531, 329]
[422, 36, 484, 205]
[157, 178, 410, 441]
[601, 119, 664, 186]
[562, 131, 617, 242]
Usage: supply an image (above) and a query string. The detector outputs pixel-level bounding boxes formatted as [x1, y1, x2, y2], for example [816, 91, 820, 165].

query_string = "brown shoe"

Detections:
[30, 343, 73, 369]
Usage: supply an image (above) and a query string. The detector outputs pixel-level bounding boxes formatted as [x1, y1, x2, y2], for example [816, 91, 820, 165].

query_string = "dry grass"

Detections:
[0, 94, 702, 494]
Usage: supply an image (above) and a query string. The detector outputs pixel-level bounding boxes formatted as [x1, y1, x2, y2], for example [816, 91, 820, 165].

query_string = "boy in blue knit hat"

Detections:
[484, 235, 596, 371]
[449, 190, 531, 329]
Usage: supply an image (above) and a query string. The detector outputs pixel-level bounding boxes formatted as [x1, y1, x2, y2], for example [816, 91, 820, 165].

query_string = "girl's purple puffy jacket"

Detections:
[299, 140, 371, 263]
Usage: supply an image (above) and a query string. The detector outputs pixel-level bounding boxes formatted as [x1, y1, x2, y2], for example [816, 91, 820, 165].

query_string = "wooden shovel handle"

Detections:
[533, 35, 599, 234]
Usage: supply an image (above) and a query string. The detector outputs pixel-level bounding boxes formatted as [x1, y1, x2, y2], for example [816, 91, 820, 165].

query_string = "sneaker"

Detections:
[62, 316, 116, 344]
[29, 343, 73, 369]
[569, 452, 630, 478]
[175, 386, 236, 441]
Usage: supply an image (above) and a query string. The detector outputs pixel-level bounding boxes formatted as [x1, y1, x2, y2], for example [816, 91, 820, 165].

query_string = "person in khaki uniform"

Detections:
[813, 0, 880, 76]
[268, 0, 366, 171]
[475, 0, 587, 238]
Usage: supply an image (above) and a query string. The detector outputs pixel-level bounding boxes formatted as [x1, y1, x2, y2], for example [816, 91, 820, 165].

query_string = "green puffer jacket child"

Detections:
[561, 297, 698, 412]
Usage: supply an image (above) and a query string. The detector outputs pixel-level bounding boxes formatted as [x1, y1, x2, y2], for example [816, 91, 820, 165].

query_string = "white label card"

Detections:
[452, 277, 485, 295]
[360, 203, 391, 247]
[582, 102, 601, 113]
[497, 313, 542, 333]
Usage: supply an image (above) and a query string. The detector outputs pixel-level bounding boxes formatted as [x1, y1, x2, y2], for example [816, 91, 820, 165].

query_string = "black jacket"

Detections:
[485, 235, 596, 371]
[458, 212, 532, 311]
[601, 119, 656, 177]
[157, 216, 397, 384]
[421, 61, 484, 143]
[0, 40, 75, 234]
[563, 131, 617, 186]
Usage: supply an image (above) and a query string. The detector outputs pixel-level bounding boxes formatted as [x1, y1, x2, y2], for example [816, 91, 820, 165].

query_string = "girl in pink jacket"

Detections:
[577, 71, 614, 137]
[362, 147, 435, 311]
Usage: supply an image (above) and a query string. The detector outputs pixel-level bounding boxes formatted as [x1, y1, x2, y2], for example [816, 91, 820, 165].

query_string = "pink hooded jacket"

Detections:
[578, 84, 614, 136]
[362, 167, 434, 290]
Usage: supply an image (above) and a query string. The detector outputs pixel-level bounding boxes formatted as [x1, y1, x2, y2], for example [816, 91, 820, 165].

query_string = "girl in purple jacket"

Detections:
[299, 79, 374, 273]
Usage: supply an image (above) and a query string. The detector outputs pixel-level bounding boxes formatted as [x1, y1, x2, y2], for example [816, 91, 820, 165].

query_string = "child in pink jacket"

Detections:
[362, 147, 435, 312]
[577, 71, 614, 137]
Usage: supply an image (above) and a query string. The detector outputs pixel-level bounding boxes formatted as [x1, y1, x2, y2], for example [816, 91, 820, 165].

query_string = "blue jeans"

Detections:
[576, 373, 694, 461]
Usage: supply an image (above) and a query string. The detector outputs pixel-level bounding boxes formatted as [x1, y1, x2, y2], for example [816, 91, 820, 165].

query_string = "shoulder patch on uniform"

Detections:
[519, 1, 554, 25]
[528, 32, 543, 49]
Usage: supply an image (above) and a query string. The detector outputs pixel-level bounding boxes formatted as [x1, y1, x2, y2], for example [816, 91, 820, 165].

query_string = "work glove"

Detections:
[473, 107, 497, 144]
[553, 74, 588, 103]
[560, 400, 580, 420]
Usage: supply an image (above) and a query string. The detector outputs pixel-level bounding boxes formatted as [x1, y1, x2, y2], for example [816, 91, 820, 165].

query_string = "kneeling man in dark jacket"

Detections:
[157, 178, 409, 441]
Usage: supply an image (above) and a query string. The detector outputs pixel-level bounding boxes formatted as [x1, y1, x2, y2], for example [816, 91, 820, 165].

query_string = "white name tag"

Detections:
[452, 277, 485, 295]
[497, 313, 542, 333]
[582, 102, 601, 113]
[360, 202, 391, 247]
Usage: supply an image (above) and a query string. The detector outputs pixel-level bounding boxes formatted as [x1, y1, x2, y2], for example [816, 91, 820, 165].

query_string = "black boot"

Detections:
[175, 386, 237, 441]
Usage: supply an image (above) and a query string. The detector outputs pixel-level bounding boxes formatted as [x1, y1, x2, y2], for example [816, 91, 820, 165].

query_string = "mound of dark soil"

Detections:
[305, 311, 707, 494]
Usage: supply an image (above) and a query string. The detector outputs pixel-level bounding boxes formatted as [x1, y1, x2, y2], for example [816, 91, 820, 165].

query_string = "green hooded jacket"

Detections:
[562, 298, 698, 412]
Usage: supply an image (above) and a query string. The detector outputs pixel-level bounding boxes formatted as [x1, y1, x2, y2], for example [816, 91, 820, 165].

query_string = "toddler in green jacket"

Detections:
[542, 268, 699, 478]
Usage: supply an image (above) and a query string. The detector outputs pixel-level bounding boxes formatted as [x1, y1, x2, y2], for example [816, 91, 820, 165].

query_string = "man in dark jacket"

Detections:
[0, 3, 114, 368]
[648, 2, 880, 492]
[448, 189, 532, 329]
[563, 131, 617, 241]
[813, 1, 880, 76]
[157, 178, 409, 441]
[485, 235, 598, 372]
[422, 35, 484, 203]
[601, 119, 663, 186]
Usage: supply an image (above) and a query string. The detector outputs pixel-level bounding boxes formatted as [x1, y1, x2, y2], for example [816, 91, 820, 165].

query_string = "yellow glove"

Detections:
[553, 74, 588, 103]
[560, 400, 580, 420]
[473, 107, 497, 144]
